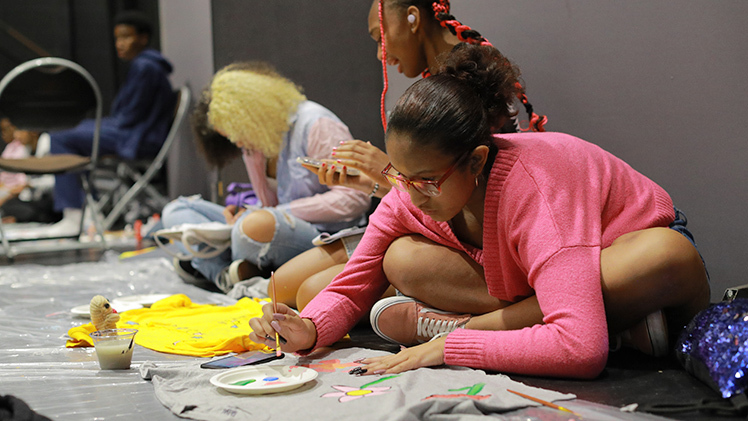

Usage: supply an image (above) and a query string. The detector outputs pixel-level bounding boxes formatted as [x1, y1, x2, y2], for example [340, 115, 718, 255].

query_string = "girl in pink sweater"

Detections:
[249, 44, 710, 379]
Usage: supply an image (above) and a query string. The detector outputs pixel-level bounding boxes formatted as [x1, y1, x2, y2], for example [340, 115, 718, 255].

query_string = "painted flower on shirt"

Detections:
[322, 375, 399, 403]
[322, 385, 393, 403]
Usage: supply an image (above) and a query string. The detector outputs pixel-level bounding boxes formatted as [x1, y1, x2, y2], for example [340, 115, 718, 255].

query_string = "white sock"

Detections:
[46, 208, 83, 236]
[59, 208, 82, 224]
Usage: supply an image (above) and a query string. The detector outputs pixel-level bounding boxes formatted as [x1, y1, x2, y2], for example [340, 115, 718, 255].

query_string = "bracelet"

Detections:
[368, 182, 380, 198]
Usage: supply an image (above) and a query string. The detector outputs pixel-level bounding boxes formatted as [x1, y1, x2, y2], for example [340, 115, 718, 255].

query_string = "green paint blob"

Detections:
[232, 379, 257, 386]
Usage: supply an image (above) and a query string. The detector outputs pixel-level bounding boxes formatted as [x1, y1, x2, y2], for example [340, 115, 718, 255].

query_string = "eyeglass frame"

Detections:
[380, 152, 471, 197]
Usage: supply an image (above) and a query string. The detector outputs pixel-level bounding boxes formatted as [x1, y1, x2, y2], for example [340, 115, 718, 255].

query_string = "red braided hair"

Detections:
[377, 0, 547, 133]
[378, 0, 389, 132]
[431, 0, 490, 47]
[430, 0, 547, 132]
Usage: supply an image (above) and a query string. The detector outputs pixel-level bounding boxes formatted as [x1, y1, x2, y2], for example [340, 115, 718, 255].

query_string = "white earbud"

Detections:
[407, 14, 416, 23]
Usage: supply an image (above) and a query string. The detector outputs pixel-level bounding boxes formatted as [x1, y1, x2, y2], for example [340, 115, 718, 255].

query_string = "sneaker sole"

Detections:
[228, 259, 250, 284]
[369, 296, 420, 344]
[645, 311, 669, 357]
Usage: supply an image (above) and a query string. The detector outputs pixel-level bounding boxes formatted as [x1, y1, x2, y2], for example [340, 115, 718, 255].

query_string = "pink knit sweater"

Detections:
[300, 132, 674, 379]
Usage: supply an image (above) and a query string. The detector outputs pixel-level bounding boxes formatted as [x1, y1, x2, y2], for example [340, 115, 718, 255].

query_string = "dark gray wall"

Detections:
[210, 1, 384, 188]
[457, 1, 746, 301]
[160, 0, 215, 201]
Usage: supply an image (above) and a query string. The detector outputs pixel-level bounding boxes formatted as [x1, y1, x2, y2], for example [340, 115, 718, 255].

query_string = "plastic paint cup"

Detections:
[89, 328, 138, 370]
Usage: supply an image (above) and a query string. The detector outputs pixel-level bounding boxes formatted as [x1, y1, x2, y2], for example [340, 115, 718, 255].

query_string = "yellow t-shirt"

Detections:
[67, 294, 270, 357]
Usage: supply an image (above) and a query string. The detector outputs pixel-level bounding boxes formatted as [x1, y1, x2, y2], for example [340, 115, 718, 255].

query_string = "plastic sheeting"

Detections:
[0, 251, 670, 421]
[0, 252, 233, 420]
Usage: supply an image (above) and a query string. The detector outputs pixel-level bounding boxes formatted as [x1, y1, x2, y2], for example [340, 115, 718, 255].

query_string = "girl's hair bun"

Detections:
[438, 43, 522, 123]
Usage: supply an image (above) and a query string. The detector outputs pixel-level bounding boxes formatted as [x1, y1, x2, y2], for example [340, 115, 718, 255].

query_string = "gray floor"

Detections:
[0, 241, 740, 420]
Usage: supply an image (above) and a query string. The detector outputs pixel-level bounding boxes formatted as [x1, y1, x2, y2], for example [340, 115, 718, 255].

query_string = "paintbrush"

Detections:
[271, 271, 281, 357]
[507, 389, 580, 417]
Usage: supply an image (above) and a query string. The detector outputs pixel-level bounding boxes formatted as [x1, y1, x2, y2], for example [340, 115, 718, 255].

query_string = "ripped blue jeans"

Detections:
[161, 195, 321, 284]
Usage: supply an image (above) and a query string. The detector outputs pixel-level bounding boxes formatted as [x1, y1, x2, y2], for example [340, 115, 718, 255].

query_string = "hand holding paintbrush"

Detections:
[247, 275, 318, 353]
[271, 271, 282, 357]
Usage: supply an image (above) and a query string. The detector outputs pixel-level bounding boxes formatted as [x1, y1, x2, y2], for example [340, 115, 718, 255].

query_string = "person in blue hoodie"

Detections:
[46, 10, 176, 236]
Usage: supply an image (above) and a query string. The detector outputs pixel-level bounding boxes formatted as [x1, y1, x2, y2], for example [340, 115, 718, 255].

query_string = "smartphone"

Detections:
[200, 349, 284, 369]
[296, 157, 360, 176]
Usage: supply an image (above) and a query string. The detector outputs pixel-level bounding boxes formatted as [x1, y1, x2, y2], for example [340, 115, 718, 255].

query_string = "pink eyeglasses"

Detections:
[380, 153, 468, 197]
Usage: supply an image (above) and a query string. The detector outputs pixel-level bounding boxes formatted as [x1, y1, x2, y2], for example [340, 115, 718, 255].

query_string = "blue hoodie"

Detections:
[107, 48, 176, 160]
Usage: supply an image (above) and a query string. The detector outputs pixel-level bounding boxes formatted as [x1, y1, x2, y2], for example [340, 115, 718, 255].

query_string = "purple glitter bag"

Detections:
[224, 182, 258, 207]
[677, 299, 748, 400]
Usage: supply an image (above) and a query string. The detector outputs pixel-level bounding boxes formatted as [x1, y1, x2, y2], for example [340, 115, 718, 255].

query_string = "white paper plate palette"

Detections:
[210, 365, 317, 395]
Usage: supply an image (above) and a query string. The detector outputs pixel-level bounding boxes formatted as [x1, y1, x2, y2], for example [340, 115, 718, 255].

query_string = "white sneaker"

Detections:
[43, 208, 83, 238]
[370, 296, 471, 346]
[214, 259, 251, 294]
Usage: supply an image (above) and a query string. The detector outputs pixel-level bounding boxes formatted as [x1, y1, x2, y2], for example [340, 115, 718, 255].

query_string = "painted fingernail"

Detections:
[331, 151, 336, 156]
[343, 166, 347, 171]
[271, 320, 282, 332]
[332, 146, 337, 151]
[331, 165, 336, 171]
[321, 163, 326, 167]
[273, 313, 286, 321]
[348, 367, 367, 375]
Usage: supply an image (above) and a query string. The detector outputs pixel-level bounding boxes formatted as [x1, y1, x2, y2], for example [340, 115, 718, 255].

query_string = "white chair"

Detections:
[0, 57, 106, 258]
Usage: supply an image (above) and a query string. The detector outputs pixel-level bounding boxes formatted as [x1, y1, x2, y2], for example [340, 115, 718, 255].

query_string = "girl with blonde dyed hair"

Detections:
[207, 62, 305, 158]
[162, 62, 371, 293]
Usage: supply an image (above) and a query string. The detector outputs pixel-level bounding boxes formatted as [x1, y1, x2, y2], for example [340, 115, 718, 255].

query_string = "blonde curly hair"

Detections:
[207, 62, 306, 157]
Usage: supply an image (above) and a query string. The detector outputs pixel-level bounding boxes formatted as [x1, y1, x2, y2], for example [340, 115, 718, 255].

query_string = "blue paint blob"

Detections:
[263, 376, 279, 382]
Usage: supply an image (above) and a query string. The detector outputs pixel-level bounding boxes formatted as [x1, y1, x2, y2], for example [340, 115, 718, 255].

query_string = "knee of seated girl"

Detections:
[382, 235, 428, 293]
[240, 209, 276, 243]
[160, 197, 190, 226]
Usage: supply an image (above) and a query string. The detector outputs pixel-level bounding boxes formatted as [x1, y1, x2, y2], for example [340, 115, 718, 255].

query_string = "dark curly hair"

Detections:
[191, 87, 240, 169]
[386, 43, 521, 175]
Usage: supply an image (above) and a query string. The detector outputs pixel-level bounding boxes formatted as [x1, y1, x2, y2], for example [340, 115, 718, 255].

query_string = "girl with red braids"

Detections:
[325, 0, 547, 200]
[268, 0, 548, 311]
[250, 44, 710, 378]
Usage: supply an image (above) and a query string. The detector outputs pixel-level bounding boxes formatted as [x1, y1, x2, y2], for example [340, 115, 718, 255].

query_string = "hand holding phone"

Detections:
[200, 349, 285, 369]
[296, 157, 360, 176]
